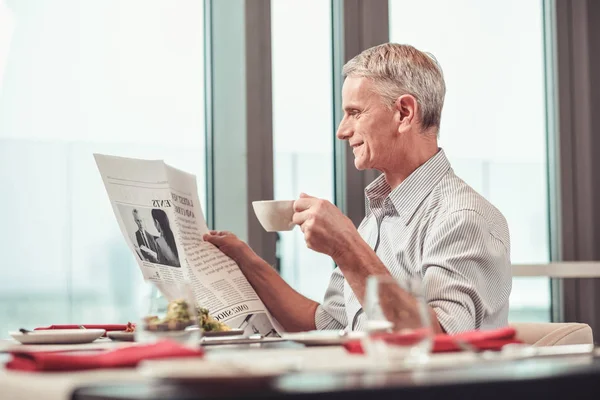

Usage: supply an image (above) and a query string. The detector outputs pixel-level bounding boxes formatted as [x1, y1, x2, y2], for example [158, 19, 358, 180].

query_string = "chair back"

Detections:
[510, 322, 593, 346]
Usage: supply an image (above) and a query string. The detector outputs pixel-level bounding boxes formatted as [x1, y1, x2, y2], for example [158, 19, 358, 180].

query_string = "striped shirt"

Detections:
[314, 149, 512, 334]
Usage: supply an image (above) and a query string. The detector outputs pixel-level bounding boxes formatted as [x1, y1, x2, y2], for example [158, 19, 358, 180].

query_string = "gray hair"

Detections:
[343, 43, 446, 134]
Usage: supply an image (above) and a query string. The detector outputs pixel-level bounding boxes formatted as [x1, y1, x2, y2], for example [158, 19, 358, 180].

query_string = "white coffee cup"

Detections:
[252, 200, 295, 232]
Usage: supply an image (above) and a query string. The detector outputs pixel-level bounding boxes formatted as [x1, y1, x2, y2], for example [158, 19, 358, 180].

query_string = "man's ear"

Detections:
[394, 94, 418, 127]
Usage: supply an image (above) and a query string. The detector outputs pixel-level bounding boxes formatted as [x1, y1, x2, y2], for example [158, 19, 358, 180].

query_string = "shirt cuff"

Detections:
[314, 304, 345, 330]
[431, 302, 476, 334]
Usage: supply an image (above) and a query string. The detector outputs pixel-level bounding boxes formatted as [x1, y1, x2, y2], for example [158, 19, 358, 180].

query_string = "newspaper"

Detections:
[94, 154, 279, 337]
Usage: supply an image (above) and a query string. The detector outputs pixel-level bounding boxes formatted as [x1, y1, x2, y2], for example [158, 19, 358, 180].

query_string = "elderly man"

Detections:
[204, 43, 511, 334]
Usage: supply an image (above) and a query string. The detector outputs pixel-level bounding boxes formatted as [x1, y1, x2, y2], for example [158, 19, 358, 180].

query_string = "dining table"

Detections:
[73, 351, 600, 400]
[2, 336, 600, 400]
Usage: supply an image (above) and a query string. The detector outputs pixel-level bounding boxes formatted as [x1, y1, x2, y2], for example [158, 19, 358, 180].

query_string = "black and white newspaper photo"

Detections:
[117, 204, 181, 268]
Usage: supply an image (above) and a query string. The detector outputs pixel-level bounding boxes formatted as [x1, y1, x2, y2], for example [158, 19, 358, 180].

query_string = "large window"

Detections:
[0, 0, 555, 337]
[271, 0, 334, 301]
[0, 0, 206, 336]
[389, 0, 551, 321]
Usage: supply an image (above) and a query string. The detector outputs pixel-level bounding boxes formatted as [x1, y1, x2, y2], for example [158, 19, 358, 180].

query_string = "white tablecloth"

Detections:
[0, 366, 144, 400]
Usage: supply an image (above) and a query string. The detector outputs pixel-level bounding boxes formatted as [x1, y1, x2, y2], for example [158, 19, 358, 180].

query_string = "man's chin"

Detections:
[353, 158, 368, 170]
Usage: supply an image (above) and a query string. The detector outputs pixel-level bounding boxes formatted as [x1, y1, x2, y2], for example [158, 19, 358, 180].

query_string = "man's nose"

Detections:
[336, 118, 352, 140]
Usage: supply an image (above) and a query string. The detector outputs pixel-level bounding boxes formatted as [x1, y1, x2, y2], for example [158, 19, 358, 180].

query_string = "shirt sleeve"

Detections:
[421, 209, 511, 334]
[314, 267, 348, 330]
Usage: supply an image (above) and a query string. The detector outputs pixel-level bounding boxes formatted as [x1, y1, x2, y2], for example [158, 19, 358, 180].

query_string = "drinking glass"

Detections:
[363, 275, 433, 368]
[134, 280, 202, 348]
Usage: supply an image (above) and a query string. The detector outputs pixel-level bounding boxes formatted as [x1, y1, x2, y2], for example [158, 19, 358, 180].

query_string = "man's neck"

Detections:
[382, 144, 439, 190]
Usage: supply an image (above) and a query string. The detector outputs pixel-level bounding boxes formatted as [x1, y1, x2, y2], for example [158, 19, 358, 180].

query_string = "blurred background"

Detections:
[1, 0, 597, 337]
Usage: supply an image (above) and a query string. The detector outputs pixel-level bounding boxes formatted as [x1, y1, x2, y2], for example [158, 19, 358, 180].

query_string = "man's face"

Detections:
[336, 77, 399, 171]
[133, 212, 143, 230]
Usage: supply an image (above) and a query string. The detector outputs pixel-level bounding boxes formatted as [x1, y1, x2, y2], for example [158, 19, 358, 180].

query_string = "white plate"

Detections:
[138, 358, 284, 384]
[281, 330, 366, 346]
[203, 329, 245, 338]
[107, 331, 135, 342]
[9, 329, 106, 345]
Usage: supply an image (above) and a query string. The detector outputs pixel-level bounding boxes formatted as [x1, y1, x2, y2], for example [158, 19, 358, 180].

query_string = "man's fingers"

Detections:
[293, 197, 315, 212]
[208, 230, 232, 237]
[203, 233, 225, 246]
[299, 192, 315, 199]
[292, 210, 310, 226]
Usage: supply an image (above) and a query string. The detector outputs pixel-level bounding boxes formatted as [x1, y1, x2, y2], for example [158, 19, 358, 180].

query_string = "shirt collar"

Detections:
[364, 148, 451, 225]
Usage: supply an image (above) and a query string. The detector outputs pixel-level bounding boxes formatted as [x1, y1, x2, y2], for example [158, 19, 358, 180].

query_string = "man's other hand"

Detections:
[203, 231, 259, 268]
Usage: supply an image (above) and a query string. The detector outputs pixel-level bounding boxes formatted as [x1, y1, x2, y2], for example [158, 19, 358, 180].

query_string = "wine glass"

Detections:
[363, 275, 433, 368]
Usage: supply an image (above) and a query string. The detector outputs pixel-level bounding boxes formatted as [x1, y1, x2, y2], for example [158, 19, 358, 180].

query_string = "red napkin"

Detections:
[344, 327, 522, 354]
[6, 340, 204, 372]
[34, 325, 131, 337]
